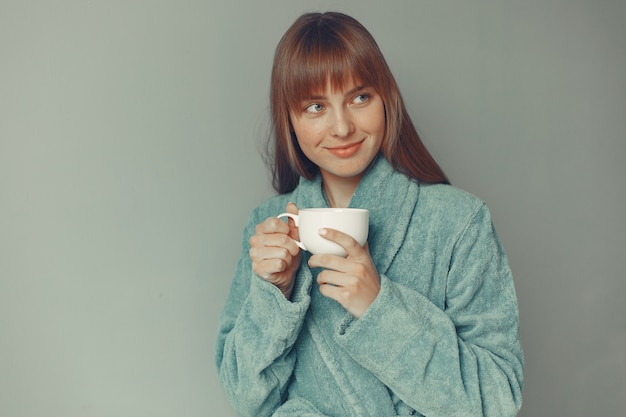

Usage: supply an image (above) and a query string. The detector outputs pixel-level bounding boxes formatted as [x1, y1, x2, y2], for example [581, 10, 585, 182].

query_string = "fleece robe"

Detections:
[215, 155, 524, 417]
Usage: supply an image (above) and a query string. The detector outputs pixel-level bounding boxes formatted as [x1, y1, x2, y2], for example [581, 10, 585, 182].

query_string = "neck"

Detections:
[322, 175, 361, 208]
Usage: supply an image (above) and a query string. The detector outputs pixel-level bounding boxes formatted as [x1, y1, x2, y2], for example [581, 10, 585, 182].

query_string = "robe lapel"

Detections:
[290, 155, 420, 276]
[349, 155, 420, 276]
[286, 156, 421, 416]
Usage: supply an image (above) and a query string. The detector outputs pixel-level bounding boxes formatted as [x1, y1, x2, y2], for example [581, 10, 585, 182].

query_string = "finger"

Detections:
[286, 202, 298, 214]
[363, 242, 370, 254]
[256, 216, 290, 235]
[308, 253, 349, 273]
[318, 278, 343, 299]
[311, 254, 368, 281]
[317, 269, 377, 319]
[318, 228, 365, 258]
[252, 258, 289, 279]
[316, 270, 357, 307]
[250, 244, 297, 277]
[249, 245, 295, 264]
[316, 269, 347, 287]
[250, 232, 300, 256]
[285, 202, 300, 241]
[250, 231, 290, 248]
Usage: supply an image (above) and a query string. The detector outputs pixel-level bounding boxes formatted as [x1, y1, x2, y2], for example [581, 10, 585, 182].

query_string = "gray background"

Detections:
[1, 1, 624, 416]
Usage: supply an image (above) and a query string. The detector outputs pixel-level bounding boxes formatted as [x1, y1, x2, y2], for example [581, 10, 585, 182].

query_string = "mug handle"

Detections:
[276, 212, 307, 251]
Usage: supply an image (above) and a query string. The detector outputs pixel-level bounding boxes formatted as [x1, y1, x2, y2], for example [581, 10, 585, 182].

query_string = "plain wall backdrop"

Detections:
[1, 1, 624, 416]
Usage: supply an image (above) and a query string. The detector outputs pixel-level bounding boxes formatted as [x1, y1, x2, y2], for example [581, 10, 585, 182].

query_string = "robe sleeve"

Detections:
[335, 203, 524, 417]
[215, 212, 312, 417]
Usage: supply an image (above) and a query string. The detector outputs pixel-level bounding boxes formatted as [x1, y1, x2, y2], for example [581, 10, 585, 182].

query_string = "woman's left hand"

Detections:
[308, 228, 380, 319]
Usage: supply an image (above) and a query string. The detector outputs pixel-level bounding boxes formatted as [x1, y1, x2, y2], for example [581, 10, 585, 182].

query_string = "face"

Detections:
[289, 78, 385, 191]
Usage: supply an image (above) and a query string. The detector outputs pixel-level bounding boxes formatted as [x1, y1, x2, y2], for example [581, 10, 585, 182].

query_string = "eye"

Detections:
[304, 103, 324, 113]
[353, 93, 369, 104]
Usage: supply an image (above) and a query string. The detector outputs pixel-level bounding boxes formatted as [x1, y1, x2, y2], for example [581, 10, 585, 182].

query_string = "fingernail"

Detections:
[319, 228, 327, 236]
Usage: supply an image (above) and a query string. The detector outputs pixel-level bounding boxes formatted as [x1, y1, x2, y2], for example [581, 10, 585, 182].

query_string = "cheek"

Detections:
[372, 117, 385, 135]
[362, 109, 386, 138]
[374, 106, 387, 138]
[293, 124, 322, 148]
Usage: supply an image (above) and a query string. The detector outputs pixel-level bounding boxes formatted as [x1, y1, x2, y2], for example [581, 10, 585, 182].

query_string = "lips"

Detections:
[326, 140, 364, 158]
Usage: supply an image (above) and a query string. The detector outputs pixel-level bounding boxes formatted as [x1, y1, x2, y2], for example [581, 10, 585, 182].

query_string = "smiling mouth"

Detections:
[326, 140, 364, 157]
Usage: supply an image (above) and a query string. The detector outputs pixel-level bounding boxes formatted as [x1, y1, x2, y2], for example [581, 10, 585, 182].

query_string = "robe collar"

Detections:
[291, 154, 420, 275]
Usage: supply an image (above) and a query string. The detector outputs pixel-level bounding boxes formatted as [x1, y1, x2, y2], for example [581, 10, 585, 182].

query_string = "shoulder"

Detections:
[415, 182, 488, 230]
[418, 182, 484, 212]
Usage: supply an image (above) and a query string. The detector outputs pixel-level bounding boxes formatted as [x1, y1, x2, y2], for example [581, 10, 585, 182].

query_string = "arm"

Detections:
[334, 204, 524, 417]
[215, 213, 312, 417]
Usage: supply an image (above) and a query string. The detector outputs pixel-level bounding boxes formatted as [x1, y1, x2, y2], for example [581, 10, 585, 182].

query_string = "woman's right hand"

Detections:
[249, 203, 301, 299]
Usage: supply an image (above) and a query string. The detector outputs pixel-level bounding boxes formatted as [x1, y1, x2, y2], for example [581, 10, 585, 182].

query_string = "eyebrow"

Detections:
[307, 85, 366, 100]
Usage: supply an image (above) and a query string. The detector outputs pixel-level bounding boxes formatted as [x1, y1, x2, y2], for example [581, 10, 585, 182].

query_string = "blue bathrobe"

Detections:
[216, 155, 524, 416]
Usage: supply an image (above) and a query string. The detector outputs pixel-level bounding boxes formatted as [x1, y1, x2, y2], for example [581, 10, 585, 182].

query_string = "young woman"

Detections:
[216, 12, 523, 417]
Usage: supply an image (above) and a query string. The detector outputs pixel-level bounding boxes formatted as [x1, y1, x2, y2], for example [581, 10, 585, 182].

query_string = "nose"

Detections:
[329, 108, 354, 138]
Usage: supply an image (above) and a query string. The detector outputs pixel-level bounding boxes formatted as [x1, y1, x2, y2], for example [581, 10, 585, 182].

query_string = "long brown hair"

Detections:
[267, 12, 448, 194]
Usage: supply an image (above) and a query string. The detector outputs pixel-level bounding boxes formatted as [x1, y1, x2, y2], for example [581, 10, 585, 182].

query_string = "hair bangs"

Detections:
[282, 30, 376, 112]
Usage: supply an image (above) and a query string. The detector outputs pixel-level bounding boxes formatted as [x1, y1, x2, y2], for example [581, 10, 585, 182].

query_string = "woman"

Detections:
[216, 12, 523, 417]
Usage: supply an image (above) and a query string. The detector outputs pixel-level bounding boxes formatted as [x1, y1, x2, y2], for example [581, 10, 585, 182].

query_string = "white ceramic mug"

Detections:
[277, 208, 369, 257]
